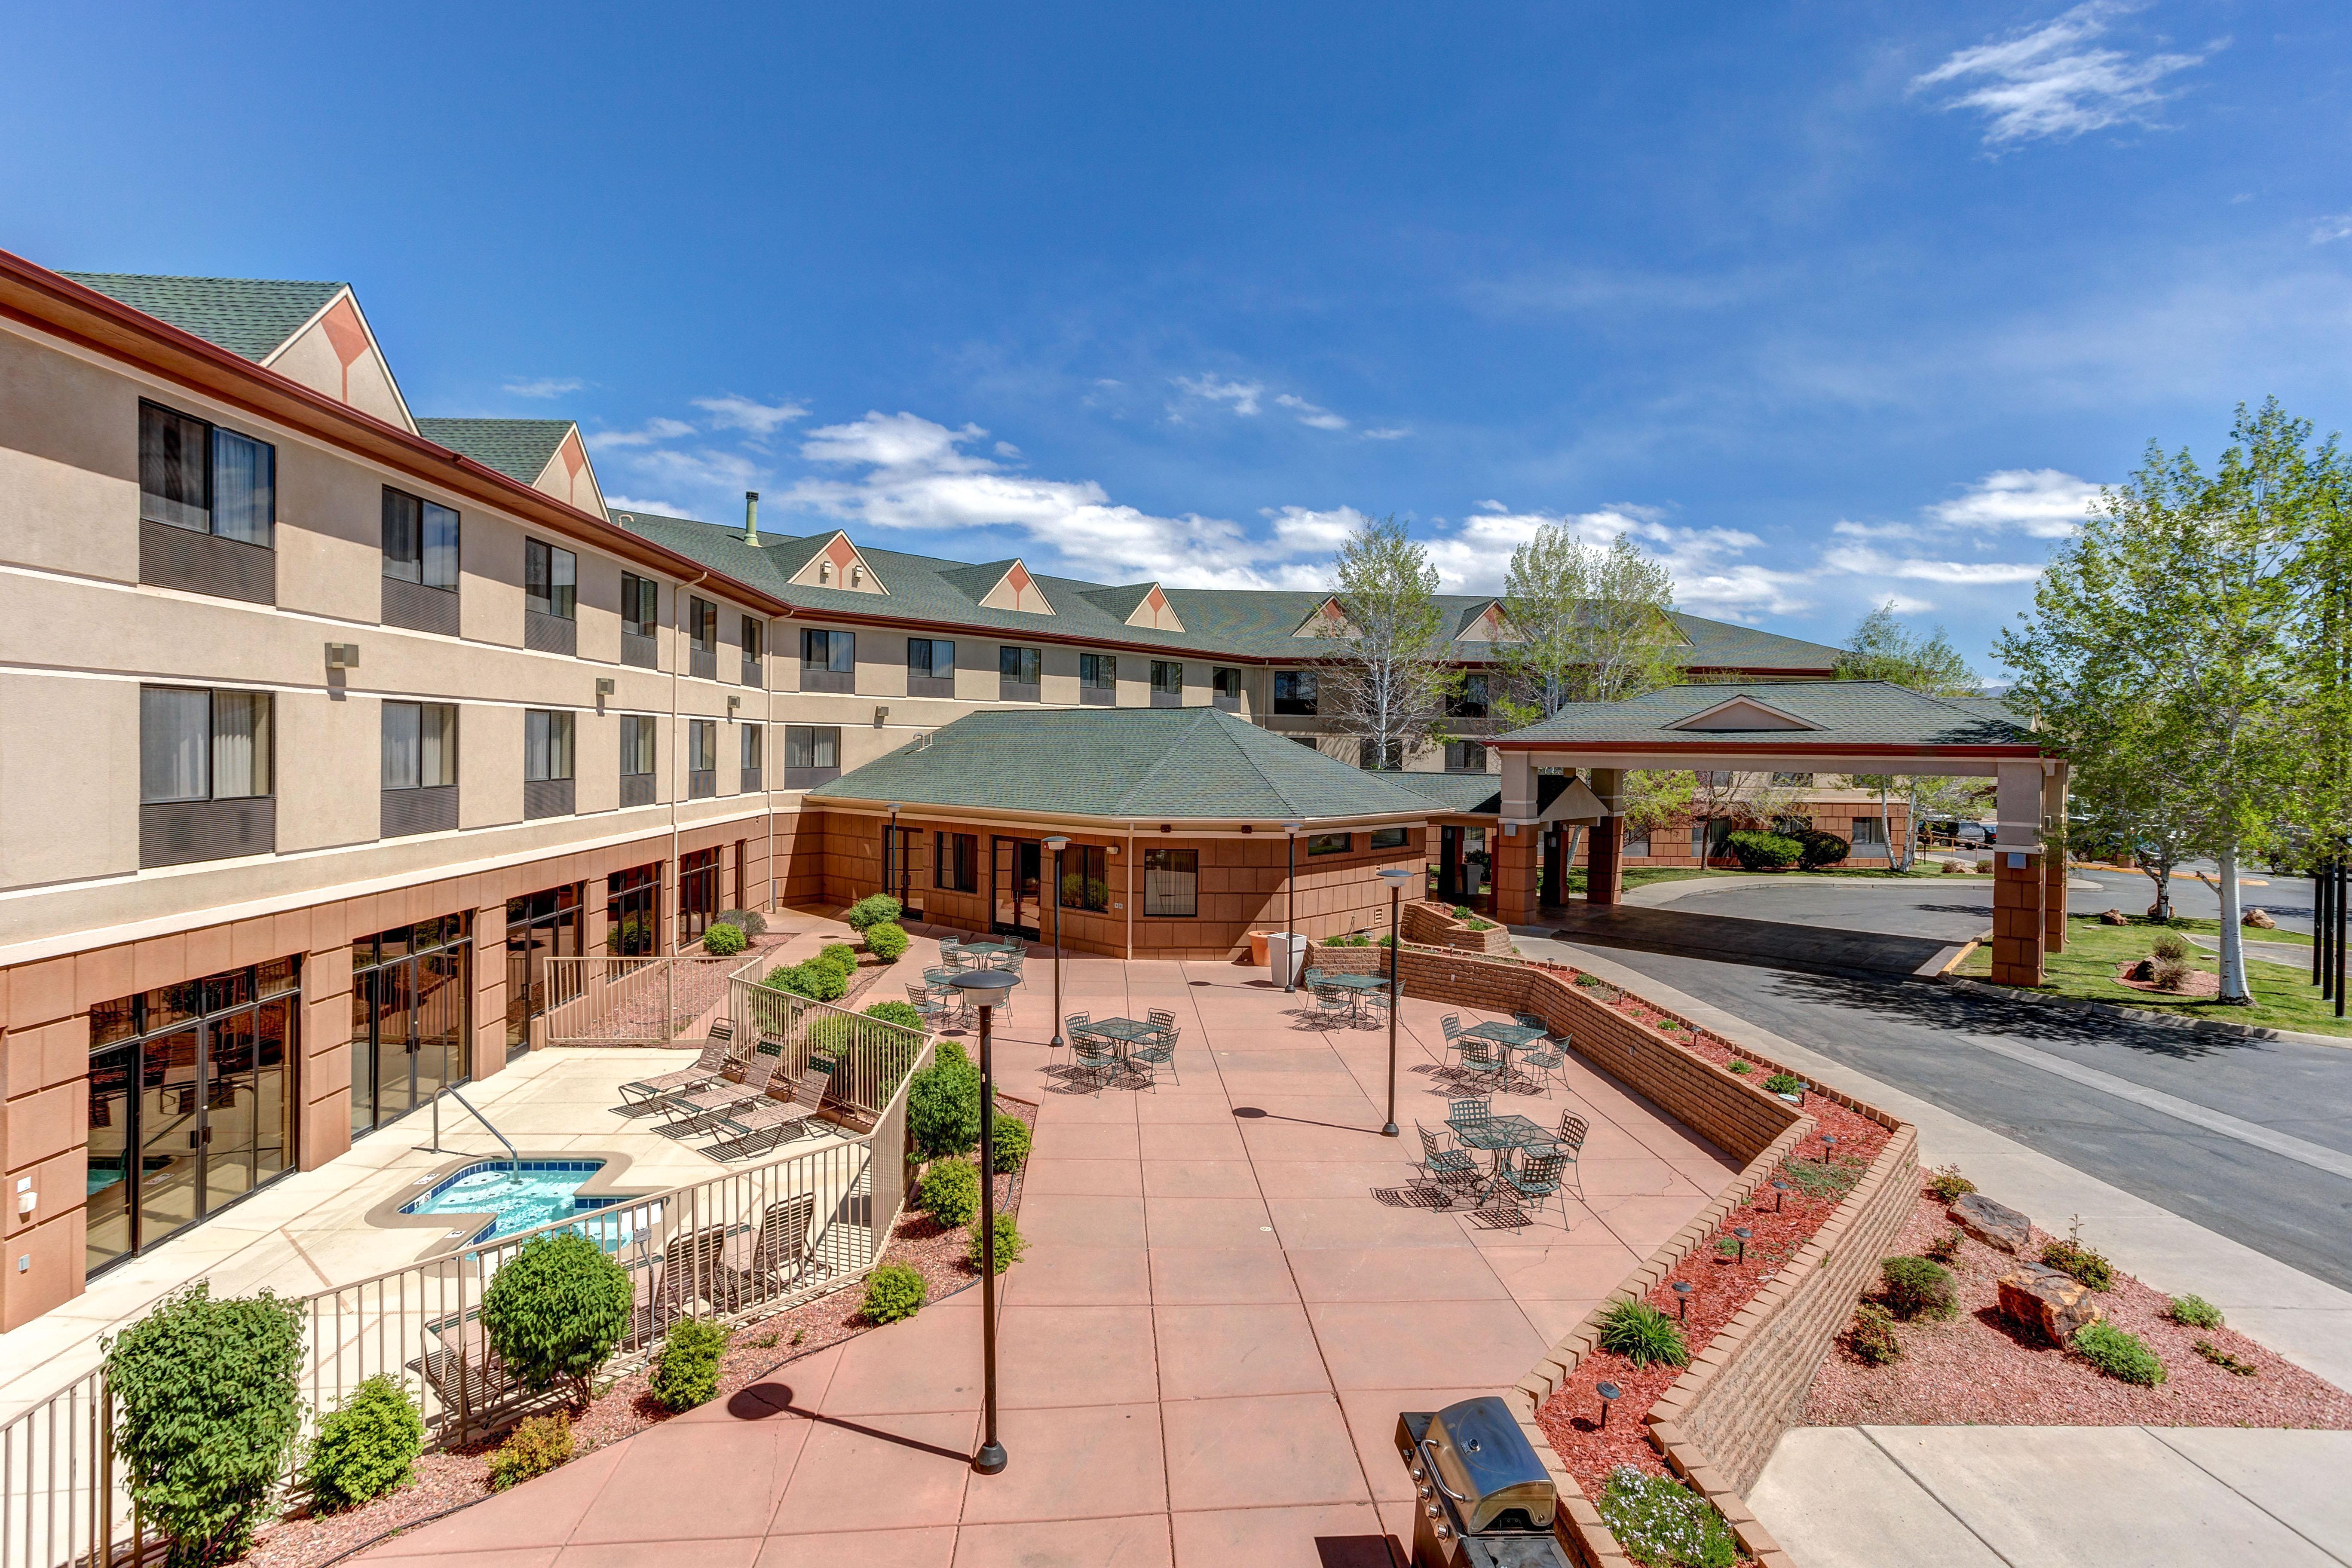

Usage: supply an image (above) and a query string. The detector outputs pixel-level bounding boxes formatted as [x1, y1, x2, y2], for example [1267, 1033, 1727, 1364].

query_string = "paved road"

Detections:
[1534, 880, 2352, 1293]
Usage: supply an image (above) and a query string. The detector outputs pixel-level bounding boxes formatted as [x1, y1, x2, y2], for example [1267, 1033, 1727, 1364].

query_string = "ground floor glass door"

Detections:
[885, 827, 927, 919]
[992, 836, 1042, 937]
[352, 916, 472, 1139]
[507, 886, 582, 1060]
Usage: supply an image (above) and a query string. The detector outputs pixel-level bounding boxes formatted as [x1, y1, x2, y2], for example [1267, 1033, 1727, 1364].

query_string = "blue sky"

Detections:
[9, 1, 2350, 673]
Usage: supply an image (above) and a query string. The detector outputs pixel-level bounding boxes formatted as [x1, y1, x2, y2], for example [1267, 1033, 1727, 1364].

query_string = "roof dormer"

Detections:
[261, 288, 416, 432]
[1457, 600, 1516, 643]
[1667, 694, 1823, 732]
[952, 559, 1053, 615]
[788, 531, 888, 594]
[1291, 596, 1350, 638]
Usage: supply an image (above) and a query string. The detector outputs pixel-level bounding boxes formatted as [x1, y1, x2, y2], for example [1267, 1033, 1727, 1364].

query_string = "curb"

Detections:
[1932, 973, 2352, 1050]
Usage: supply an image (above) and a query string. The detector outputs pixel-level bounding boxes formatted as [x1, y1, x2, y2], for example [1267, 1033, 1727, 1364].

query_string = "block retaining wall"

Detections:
[1399, 899, 1517, 956]
[1349, 940, 1919, 1568]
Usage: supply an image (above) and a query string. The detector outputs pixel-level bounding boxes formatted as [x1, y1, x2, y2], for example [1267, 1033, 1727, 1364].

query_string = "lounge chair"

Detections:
[707, 1057, 837, 1161]
[722, 1191, 823, 1302]
[651, 1047, 779, 1136]
[639, 1221, 740, 1330]
[616, 1020, 735, 1112]
[406, 1314, 526, 1439]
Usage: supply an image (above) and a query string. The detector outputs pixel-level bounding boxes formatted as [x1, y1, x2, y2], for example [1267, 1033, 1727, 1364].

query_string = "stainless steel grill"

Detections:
[1396, 1397, 1567, 1568]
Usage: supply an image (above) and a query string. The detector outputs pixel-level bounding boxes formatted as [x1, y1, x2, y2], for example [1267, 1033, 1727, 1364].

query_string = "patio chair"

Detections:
[1452, 1039, 1504, 1091]
[1059, 1013, 1092, 1063]
[616, 1019, 735, 1112]
[707, 1057, 837, 1160]
[1414, 1124, 1486, 1206]
[406, 1314, 525, 1439]
[1311, 988, 1352, 1030]
[1146, 1008, 1177, 1037]
[998, 952, 1026, 982]
[651, 1047, 779, 1136]
[1070, 1035, 1123, 1094]
[1131, 1026, 1180, 1088]
[906, 984, 953, 1032]
[720, 1191, 822, 1302]
[1553, 1110, 1590, 1197]
[1301, 966, 1326, 987]
[1447, 1097, 1493, 1135]
[1488, 1147, 1571, 1227]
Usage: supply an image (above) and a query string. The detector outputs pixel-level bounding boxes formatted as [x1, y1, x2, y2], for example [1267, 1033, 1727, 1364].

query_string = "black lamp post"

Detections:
[1043, 835, 1069, 1050]
[951, 966, 1018, 1476]
[1378, 867, 1413, 1138]
[1282, 822, 1304, 991]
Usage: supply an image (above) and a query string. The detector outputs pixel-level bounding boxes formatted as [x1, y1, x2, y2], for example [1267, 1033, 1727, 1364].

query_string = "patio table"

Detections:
[1072, 1016, 1160, 1088]
[957, 941, 1022, 967]
[1446, 1112, 1554, 1184]
[1318, 969, 1390, 1022]
[1462, 1020, 1550, 1093]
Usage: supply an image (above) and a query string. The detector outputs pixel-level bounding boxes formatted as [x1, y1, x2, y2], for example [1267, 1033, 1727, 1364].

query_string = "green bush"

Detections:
[1597, 1300, 1689, 1369]
[1880, 1256, 1958, 1321]
[844, 894, 903, 931]
[864, 921, 911, 963]
[2166, 1293, 2224, 1329]
[2040, 1237, 2116, 1291]
[481, 1231, 635, 1410]
[1795, 829, 1851, 871]
[487, 1414, 573, 1491]
[701, 921, 747, 957]
[2074, 1321, 2166, 1386]
[817, 942, 860, 974]
[918, 1158, 983, 1226]
[649, 1318, 730, 1412]
[1597, 1464, 1739, 1568]
[987, 1109, 1032, 1173]
[305, 1374, 423, 1514]
[1926, 1164, 1976, 1203]
[1724, 830, 1803, 870]
[863, 999, 928, 1031]
[1762, 1072, 1807, 1096]
[861, 1263, 927, 1324]
[908, 1044, 982, 1158]
[968, 1213, 1026, 1274]
[716, 908, 768, 936]
[767, 960, 848, 1003]
[1850, 1303, 1902, 1365]
[105, 1284, 306, 1565]
[2149, 930, 2190, 962]
[1728, 1060, 1752, 1074]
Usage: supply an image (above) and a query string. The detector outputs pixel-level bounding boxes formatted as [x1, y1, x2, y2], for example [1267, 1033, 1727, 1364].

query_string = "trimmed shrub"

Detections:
[1596, 1300, 1689, 1369]
[701, 922, 747, 957]
[968, 1213, 1026, 1274]
[716, 908, 768, 936]
[1724, 830, 1803, 870]
[1763, 1072, 1807, 1096]
[863, 999, 928, 1031]
[2040, 1237, 2116, 1292]
[305, 1373, 424, 1514]
[844, 894, 903, 932]
[1923, 1228, 1964, 1265]
[767, 961, 848, 1004]
[908, 1044, 983, 1158]
[2149, 930, 2190, 962]
[1597, 1464, 1739, 1568]
[2166, 1293, 2224, 1330]
[917, 1158, 983, 1226]
[864, 921, 911, 963]
[987, 1109, 1032, 1173]
[1728, 1060, 1752, 1074]
[481, 1231, 635, 1410]
[1880, 1256, 1958, 1321]
[1795, 829, 1851, 871]
[2074, 1321, 2166, 1386]
[487, 1414, 572, 1491]
[1850, 1302, 1902, 1366]
[649, 1318, 730, 1412]
[1926, 1164, 1976, 1203]
[805, 1014, 864, 1054]
[861, 1263, 927, 1324]
[106, 1284, 306, 1565]
[817, 942, 860, 975]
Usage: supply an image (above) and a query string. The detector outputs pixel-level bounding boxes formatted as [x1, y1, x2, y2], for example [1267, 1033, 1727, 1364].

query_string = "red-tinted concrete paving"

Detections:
[365, 955, 1736, 1568]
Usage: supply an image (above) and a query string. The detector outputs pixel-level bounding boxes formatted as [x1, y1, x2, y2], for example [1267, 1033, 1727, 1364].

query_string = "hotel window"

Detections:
[741, 722, 763, 791]
[687, 597, 718, 679]
[678, 848, 720, 944]
[140, 400, 276, 546]
[381, 701, 458, 837]
[1150, 660, 1183, 706]
[1369, 826, 1411, 851]
[1273, 670, 1318, 715]
[802, 628, 856, 692]
[936, 831, 981, 893]
[1079, 652, 1116, 703]
[1359, 738, 1403, 771]
[999, 645, 1042, 698]
[1445, 740, 1488, 773]
[620, 714, 657, 807]
[139, 687, 274, 866]
[1448, 674, 1488, 720]
[524, 710, 575, 818]
[606, 864, 660, 957]
[907, 637, 956, 696]
[1058, 844, 1110, 911]
[1770, 771, 1815, 787]
[524, 539, 576, 618]
[784, 724, 841, 788]
[688, 719, 718, 798]
[382, 488, 459, 589]
[1852, 816, 1886, 847]
[1142, 847, 1197, 917]
[620, 572, 659, 668]
[1212, 666, 1243, 710]
[741, 615, 765, 686]
[1623, 825, 1652, 857]
[1307, 831, 1351, 856]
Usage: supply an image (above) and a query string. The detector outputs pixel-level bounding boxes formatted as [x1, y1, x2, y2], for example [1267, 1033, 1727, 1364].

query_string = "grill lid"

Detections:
[1424, 1396, 1557, 1533]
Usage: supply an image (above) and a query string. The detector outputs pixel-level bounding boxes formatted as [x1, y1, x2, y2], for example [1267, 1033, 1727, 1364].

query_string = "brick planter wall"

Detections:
[1400, 899, 1516, 956]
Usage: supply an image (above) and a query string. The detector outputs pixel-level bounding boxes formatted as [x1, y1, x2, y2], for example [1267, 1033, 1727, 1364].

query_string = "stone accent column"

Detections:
[1991, 850, 2047, 986]
[1493, 822, 1540, 927]
[299, 921, 355, 1172]
[1586, 815, 1625, 907]
[473, 900, 511, 1079]
[0, 952, 92, 1329]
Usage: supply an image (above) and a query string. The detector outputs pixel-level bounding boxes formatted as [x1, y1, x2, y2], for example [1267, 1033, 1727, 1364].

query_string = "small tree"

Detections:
[1834, 602, 1981, 695]
[906, 1042, 982, 1158]
[306, 1375, 425, 1514]
[1315, 516, 1459, 769]
[105, 1284, 306, 1566]
[1497, 527, 1681, 724]
[480, 1232, 635, 1411]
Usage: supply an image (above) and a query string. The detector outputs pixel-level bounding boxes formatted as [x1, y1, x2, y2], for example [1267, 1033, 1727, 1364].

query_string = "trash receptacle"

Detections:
[1394, 1397, 1567, 1568]
[1269, 932, 1307, 987]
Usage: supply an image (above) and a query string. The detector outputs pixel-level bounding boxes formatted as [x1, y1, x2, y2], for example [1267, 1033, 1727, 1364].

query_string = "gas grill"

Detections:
[1394, 1397, 1568, 1568]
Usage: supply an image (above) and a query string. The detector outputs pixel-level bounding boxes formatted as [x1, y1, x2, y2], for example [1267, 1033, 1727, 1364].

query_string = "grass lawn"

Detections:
[1563, 864, 1946, 895]
[1956, 912, 2346, 1036]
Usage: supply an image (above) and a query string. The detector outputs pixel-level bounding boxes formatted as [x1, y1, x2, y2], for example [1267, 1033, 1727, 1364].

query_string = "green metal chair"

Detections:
[1415, 1123, 1485, 1206]
[1491, 1146, 1571, 1226]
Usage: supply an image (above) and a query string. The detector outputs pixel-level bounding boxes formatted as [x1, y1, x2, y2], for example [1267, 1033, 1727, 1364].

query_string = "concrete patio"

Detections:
[363, 951, 1739, 1568]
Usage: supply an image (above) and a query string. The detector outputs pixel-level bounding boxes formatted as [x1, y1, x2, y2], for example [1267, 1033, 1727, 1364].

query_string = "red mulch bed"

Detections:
[244, 1099, 1036, 1568]
[1800, 1182, 2352, 1429]
[2112, 961, 2223, 998]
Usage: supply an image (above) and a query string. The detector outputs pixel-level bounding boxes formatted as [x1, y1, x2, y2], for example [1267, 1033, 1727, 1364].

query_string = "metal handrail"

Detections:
[429, 1084, 519, 1170]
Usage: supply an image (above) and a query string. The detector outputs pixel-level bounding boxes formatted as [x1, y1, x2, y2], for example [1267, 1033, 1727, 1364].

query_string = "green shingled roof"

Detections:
[416, 418, 575, 484]
[1498, 680, 2036, 750]
[1371, 771, 1507, 814]
[606, 506, 1846, 672]
[808, 707, 1436, 821]
[62, 273, 346, 361]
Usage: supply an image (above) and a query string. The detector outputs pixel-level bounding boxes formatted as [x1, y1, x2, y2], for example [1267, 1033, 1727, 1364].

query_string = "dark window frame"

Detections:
[524, 537, 577, 619]
[381, 486, 460, 591]
[1141, 847, 1198, 917]
[935, 831, 981, 894]
[1057, 843, 1110, 912]
[1306, 831, 1352, 856]
[1369, 825, 1411, 851]
[1274, 670, 1319, 715]
[138, 398, 275, 547]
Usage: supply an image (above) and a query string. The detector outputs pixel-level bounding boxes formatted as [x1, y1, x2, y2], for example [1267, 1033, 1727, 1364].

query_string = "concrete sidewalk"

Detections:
[1750, 1427, 2352, 1568]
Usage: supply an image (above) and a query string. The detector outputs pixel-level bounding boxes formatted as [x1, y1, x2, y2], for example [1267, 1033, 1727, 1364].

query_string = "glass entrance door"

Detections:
[886, 827, 927, 919]
[352, 916, 472, 1138]
[137, 1026, 203, 1253]
[203, 1008, 259, 1212]
[992, 836, 1042, 937]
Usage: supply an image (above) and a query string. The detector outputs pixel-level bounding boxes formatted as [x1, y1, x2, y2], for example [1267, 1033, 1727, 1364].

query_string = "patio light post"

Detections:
[1378, 868, 1412, 1137]
[1043, 836, 1069, 1049]
[952, 965, 1018, 1476]
[1282, 821, 1305, 991]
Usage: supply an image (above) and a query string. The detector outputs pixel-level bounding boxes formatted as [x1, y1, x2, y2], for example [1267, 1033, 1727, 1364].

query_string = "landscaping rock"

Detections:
[2098, 908, 2129, 926]
[1997, 1261, 2104, 1344]
[1949, 1192, 2031, 1254]
[2244, 907, 2277, 929]
[2127, 958, 2158, 981]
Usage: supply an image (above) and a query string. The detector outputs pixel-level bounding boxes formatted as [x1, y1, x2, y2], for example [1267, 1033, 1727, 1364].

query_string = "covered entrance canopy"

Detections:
[1489, 681, 2063, 985]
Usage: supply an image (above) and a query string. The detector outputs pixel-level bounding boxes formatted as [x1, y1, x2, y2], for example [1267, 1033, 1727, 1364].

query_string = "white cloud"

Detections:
[1361, 427, 1412, 441]
[605, 493, 687, 518]
[1416, 502, 1814, 617]
[691, 395, 808, 438]
[994, 441, 1023, 458]
[503, 377, 585, 398]
[1926, 468, 2101, 538]
[1275, 393, 1350, 432]
[631, 446, 768, 491]
[2311, 213, 2352, 245]
[1911, 2, 2221, 147]
[1819, 545, 2047, 585]
[591, 417, 695, 449]
[1170, 374, 1265, 416]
